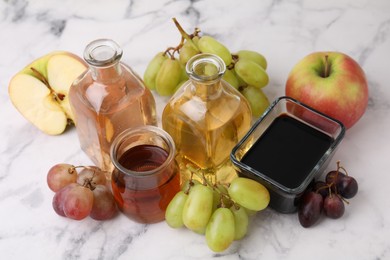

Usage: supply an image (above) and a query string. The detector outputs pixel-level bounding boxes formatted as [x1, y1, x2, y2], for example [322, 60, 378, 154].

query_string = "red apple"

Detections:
[285, 52, 368, 129]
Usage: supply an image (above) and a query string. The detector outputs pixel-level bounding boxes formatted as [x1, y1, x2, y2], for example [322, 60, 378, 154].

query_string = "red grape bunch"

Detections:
[298, 161, 358, 228]
[47, 163, 118, 221]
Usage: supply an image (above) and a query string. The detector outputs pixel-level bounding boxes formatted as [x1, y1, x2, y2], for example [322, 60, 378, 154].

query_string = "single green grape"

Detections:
[170, 64, 189, 94]
[165, 191, 188, 228]
[197, 36, 232, 66]
[205, 207, 235, 252]
[143, 52, 168, 90]
[236, 50, 267, 70]
[222, 68, 240, 89]
[230, 206, 249, 240]
[233, 68, 248, 88]
[241, 86, 270, 117]
[181, 179, 201, 192]
[155, 58, 182, 96]
[179, 39, 200, 64]
[235, 59, 269, 88]
[182, 184, 213, 234]
[228, 177, 270, 211]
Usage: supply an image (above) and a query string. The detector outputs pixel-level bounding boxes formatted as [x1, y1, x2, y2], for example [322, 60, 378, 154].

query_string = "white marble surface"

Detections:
[1, 0, 390, 259]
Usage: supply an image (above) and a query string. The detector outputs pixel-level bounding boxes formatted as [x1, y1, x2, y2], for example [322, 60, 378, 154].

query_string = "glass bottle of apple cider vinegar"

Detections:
[69, 39, 157, 175]
[162, 54, 252, 185]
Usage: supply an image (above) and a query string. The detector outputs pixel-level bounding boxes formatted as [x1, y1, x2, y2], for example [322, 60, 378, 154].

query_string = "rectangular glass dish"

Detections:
[231, 96, 345, 213]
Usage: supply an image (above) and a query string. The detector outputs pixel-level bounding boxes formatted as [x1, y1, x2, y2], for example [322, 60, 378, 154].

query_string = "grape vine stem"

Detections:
[172, 18, 200, 51]
[185, 164, 239, 209]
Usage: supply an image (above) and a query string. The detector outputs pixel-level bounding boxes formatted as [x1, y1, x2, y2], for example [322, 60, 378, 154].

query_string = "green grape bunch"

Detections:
[143, 18, 271, 117]
[165, 166, 270, 252]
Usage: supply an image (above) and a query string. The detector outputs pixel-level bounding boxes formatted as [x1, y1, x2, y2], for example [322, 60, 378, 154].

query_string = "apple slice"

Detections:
[47, 54, 87, 122]
[8, 52, 87, 135]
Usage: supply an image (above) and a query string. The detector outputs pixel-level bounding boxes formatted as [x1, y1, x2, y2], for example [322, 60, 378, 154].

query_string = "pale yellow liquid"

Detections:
[162, 81, 252, 185]
[70, 65, 156, 174]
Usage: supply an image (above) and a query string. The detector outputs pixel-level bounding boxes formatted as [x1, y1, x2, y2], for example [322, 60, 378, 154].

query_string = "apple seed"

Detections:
[30, 67, 65, 101]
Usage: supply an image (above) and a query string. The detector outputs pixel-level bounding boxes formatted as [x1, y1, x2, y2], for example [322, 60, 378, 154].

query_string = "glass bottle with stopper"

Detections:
[69, 39, 157, 175]
[162, 53, 252, 185]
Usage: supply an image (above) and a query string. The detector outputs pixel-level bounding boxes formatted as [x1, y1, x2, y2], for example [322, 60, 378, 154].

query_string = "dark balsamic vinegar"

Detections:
[241, 114, 333, 189]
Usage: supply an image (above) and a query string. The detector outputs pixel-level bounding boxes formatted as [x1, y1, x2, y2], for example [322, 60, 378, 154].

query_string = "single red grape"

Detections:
[63, 185, 94, 220]
[298, 191, 323, 228]
[89, 185, 118, 220]
[324, 194, 345, 219]
[52, 183, 78, 217]
[47, 163, 77, 192]
[337, 175, 358, 199]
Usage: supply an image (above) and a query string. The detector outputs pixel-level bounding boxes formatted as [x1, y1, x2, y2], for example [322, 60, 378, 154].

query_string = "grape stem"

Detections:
[315, 183, 332, 194]
[315, 160, 350, 204]
[64, 165, 77, 175]
[185, 164, 237, 209]
[72, 165, 110, 191]
[172, 17, 199, 51]
[186, 164, 208, 186]
[228, 54, 239, 70]
[336, 160, 349, 176]
[338, 194, 350, 205]
[161, 18, 201, 60]
[163, 30, 187, 60]
[330, 160, 347, 187]
[184, 171, 196, 195]
[193, 27, 201, 37]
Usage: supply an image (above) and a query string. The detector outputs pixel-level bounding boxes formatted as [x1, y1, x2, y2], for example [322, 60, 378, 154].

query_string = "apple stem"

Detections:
[30, 67, 65, 101]
[324, 55, 330, 78]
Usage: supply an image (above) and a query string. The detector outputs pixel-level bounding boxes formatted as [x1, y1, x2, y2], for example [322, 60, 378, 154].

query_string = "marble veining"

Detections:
[1, 0, 390, 259]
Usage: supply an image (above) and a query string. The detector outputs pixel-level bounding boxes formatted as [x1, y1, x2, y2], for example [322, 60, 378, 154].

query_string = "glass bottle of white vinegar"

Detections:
[69, 39, 157, 174]
[162, 54, 252, 185]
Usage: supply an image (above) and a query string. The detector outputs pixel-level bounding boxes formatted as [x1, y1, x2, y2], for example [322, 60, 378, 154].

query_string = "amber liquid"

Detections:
[69, 65, 156, 174]
[111, 144, 180, 223]
[162, 82, 252, 184]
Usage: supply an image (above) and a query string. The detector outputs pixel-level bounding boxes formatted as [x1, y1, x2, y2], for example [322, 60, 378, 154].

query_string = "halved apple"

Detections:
[8, 51, 87, 135]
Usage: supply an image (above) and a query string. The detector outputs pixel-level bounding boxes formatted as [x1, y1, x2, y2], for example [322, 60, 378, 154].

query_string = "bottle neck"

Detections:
[90, 62, 122, 82]
[84, 39, 123, 83]
[186, 53, 226, 100]
[191, 79, 222, 100]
